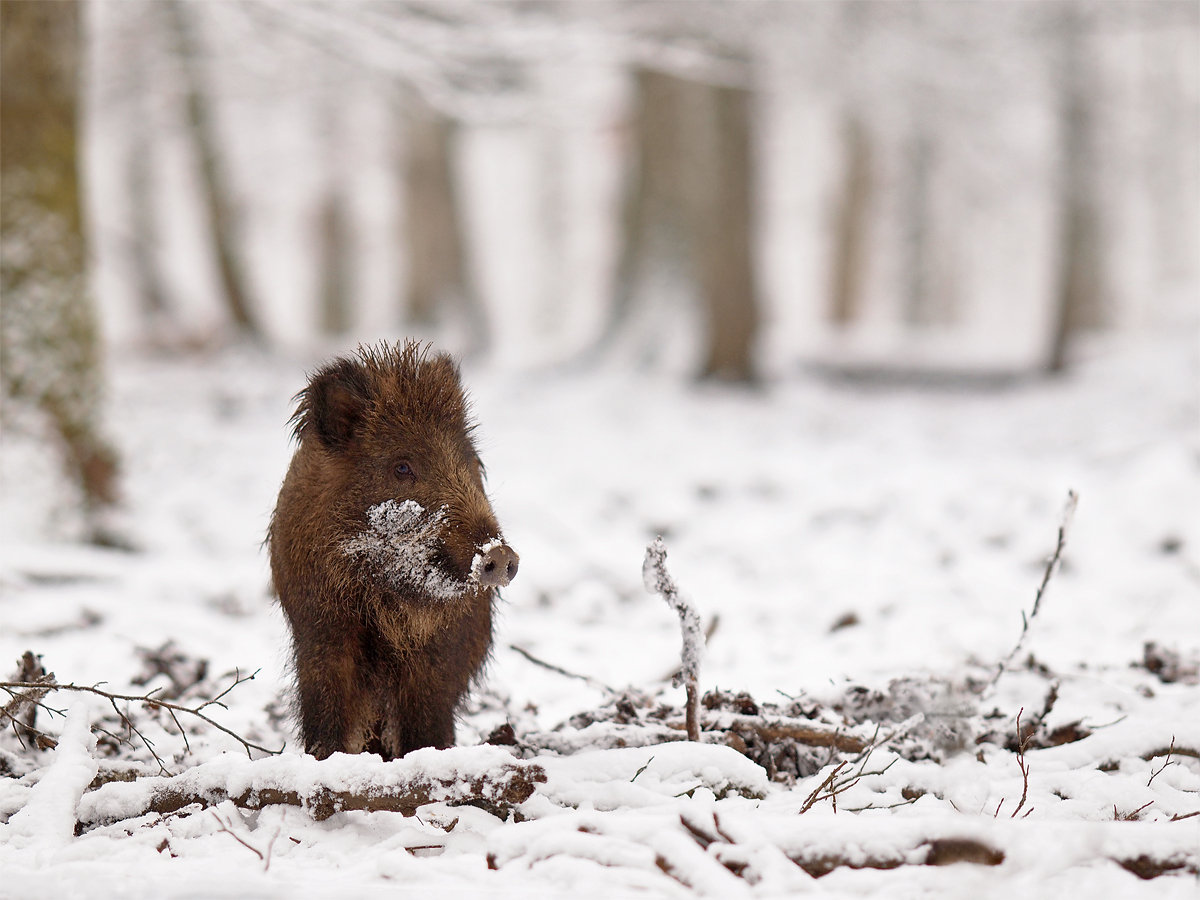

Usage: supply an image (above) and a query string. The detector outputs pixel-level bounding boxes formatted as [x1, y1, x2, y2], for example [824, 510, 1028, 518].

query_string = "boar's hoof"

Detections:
[480, 544, 519, 587]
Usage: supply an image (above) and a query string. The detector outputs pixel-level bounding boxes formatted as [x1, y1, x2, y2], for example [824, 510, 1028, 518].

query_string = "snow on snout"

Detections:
[342, 499, 492, 602]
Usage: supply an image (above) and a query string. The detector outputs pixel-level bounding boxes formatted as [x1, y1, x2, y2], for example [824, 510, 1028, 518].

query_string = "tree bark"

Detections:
[607, 69, 759, 382]
[0, 0, 121, 517]
[695, 82, 758, 382]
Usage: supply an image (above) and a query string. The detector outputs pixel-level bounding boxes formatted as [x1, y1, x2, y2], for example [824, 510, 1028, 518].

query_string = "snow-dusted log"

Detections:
[76, 747, 546, 829]
[643, 538, 704, 742]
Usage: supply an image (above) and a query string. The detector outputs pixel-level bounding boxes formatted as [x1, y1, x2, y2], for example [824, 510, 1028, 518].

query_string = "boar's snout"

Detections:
[479, 543, 519, 588]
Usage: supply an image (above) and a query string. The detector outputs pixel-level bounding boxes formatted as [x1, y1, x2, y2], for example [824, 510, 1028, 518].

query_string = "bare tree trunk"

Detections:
[1049, 10, 1104, 373]
[829, 118, 872, 326]
[403, 90, 485, 352]
[317, 191, 352, 335]
[695, 82, 758, 382]
[0, 0, 121, 523]
[163, 0, 259, 340]
[606, 70, 690, 345]
[606, 69, 759, 382]
[127, 129, 171, 330]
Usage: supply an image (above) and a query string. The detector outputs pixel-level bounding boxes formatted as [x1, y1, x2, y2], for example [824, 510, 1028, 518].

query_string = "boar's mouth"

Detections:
[341, 499, 508, 603]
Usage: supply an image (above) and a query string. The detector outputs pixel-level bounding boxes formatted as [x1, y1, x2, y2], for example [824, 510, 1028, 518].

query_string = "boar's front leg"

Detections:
[293, 635, 368, 759]
[378, 684, 458, 759]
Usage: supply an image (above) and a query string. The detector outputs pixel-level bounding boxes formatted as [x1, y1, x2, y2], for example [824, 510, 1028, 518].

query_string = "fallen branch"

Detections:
[792, 838, 1006, 878]
[643, 538, 703, 742]
[77, 751, 547, 829]
[678, 712, 870, 754]
[984, 490, 1078, 698]
[676, 810, 1006, 879]
[1117, 854, 1198, 880]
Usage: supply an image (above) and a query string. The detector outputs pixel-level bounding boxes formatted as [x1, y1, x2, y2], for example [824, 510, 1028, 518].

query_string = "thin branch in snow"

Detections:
[508, 645, 615, 693]
[985, 490, 1078, 697]
[797, 717, 920, 813]
[211, 810, 264, 861]
[1113, 801, 1155, 821]
[263, 824, 283, 872]
[643, 537, 703, 742]
[631, 756, 655, 782]
[0, 667, 282, 773]
[1006, 708, 1033, 819]
[1147, 736, 1175, 787]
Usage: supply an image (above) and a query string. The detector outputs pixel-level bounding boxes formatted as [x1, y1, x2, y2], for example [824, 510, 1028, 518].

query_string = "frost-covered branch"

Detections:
[984, 490, 1078, 697]
[643, 537, 703, 742]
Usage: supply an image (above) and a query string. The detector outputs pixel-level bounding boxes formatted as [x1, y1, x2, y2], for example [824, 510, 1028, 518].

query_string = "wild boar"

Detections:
[269, 341, 517, 759]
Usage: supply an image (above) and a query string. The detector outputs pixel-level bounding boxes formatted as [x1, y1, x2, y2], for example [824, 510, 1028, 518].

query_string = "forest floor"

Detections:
[1, 329, 1197, 899]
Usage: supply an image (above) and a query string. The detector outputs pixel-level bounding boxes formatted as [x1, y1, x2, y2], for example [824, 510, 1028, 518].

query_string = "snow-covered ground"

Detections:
[1, 330, 1197, 898]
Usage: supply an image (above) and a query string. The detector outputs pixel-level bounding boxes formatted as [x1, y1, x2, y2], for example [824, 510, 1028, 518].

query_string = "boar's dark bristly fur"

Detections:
[269, 341, 518, 760]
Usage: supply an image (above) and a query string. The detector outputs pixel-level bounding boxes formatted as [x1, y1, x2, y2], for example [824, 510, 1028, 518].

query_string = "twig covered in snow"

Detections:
[643, 538, 703, 742]
[984, 490, 1078, 697]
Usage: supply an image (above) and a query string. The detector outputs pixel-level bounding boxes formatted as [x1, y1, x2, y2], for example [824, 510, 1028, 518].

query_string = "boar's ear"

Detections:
[427, 353, 462, 387]
[297, 360, 372, 452]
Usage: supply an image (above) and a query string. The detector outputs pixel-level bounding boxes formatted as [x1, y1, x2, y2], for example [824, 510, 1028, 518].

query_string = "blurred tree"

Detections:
[163, 0, 260, 341]
[0, 0, 121, 531]
[829, 118, 872, 327]
[403, 89, 485, 353]
[317, 189, 353, 336]
[124, 6, 173, 340]
[609, 69, 759, 382]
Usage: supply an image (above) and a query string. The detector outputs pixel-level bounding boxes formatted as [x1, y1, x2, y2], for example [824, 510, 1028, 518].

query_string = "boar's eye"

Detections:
[394, 461, 416, 481]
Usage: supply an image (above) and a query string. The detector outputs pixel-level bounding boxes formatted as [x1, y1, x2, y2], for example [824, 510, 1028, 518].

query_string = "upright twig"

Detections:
[797, 719, 916, 814]
[643, 538, 703, 742]
[1147, 737, 1175, 788]
[985, 490, 1078, 697]
[1004, 708, 1034, 820]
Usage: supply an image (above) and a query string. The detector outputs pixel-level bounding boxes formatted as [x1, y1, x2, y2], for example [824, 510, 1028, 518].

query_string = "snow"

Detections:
[1, 330, 1198, 897]
[343, 499, 480, 603]
[3, 702, 98, 850]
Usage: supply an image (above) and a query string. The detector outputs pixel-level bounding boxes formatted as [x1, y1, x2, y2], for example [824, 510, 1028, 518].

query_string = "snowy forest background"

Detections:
[1, 2, 1198, 898]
